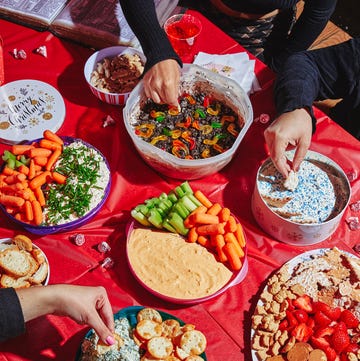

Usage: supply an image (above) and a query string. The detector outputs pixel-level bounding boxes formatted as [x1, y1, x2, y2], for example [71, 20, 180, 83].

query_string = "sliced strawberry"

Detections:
[310, 335, 330, 351]
[307, 317, 315, 329]
[324, 346, 337, 361]
[313, 301, 341, 321]
[293, 309, 309, 323]
[279, 319, 289, 331]
[339, 309, 360, 329]
[314, 325, 334, 338]
[331, 326, 350, 353]
[314, 310, 332, 327]
[286, 310, 299, 327]
[345, 342, 359, 353]
[293, 294, 313, 313]
[291, 322, 313, 342]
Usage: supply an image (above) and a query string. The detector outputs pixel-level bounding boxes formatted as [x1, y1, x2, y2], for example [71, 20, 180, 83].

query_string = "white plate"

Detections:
[0, 79, 65, 144]
[251, 248, 359, 361]
[0, 238, 50, 286]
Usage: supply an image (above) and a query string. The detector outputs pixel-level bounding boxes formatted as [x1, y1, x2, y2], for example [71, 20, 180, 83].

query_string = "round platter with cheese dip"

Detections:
[76, 306, 208, 360]
[126, 221, 248, 304]
[0, 135, 111, 235]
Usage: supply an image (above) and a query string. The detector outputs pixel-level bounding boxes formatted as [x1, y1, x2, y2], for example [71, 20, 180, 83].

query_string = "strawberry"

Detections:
[331, 325, 350, 353]
[313, 301, 341, 321]
[291, 322, 313, 342]
[339, 309, 359, 329]
[314, 310, 332, 327]
[279, 319, 289, 331]
[314, 325, 334, 339]
[345, 342, 359, 353]
[307, 317, 315, 329]
[286, 310, 299, 328]
[293, 309, 309, 323]
[293, 294, 313, 313]
[310, 335, 330, 350]
[323, 346, 337, 361]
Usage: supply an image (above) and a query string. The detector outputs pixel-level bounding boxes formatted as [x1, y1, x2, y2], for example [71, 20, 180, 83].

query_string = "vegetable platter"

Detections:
[0, 130, 111, 235]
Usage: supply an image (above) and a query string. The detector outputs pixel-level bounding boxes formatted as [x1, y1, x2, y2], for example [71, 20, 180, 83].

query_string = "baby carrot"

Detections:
[196, 223, 225, 236]
[39, 138, 62, 151]
[187, 227, 198, 243]
[19, 188, 36, 202]
[31, 199, 43, 225]
[2, 166, 15, 176]
[29, 171, 51, 190]
[4, 173, 26, 184]
[45, 148, 61, 171]
[224, 232, 244, 258]
[11, 144, 34, 155]
[206, 202, 222, 216]
[235, 223, 246, 248]
[225, 215, 237, 233]
[218, 207, 231, 222]
[28, 147, 52, 158]
[34, 187, 45, 206]
[212, 234, 225, 249]
[28, 159, 36, 180]
[197, 235, 211, 248]
[194, 190, 213, 208]
[33, 156, 48, 167]
[52, 171, 66, 184]
[24, 200, 34, 222]
[18, 164, 30, 176]
[43, 129, 64, 145]
[189, 212, 219, 225]
[0, 193, 25, 208]
[223, 242, 242, 271]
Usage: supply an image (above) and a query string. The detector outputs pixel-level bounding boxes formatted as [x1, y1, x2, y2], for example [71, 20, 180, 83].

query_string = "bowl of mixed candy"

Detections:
[123, 64, 253, 179]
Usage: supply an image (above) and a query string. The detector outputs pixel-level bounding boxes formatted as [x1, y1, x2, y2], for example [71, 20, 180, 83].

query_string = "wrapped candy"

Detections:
[254, 113, 270, 124]
[97, 241, 111, 253]
[102, 115, 115, 128]
[350, 200, 360, 212]
[34, 45, 47, 58]
[346, 216, 360, 231]
[11, 48, 27, 60]
[70, 233, 85, 246]
[101, 257, 114, 269]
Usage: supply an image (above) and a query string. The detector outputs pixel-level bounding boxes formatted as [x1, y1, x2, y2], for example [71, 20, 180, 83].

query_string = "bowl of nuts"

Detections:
[84, 46, 145, 105]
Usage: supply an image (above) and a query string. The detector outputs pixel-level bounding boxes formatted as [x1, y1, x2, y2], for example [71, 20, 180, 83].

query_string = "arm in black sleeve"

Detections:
[0, 288, 25, 342]
[274, 51, 320, 132]
[119, 0, 182, 72]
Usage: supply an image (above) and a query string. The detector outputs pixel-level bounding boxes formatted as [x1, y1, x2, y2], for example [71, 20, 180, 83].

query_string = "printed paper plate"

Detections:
[76, 306, 207, 360]
[0, 79, 65, 144]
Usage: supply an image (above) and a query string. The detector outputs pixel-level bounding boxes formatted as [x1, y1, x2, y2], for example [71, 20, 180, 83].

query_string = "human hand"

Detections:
[17, 284, 115, 345]
[264, 108, 312, 178]
[142, 59, 180, 106]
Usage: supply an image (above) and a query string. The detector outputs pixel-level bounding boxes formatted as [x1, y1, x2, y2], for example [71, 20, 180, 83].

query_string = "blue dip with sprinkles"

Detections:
[258, 160, 338, 224]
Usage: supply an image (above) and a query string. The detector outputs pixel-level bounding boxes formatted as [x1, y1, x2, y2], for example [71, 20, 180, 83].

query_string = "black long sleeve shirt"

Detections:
[0, 288, 25, 342]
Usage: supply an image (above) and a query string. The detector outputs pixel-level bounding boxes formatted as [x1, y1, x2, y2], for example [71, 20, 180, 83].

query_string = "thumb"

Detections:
[292, 143, 308, 172]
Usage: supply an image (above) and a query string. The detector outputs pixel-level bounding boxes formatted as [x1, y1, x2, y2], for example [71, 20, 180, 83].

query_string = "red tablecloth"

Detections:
[0, 10, 360, 361]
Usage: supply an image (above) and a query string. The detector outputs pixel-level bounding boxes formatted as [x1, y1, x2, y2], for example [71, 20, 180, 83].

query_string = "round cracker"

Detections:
[180, 330, 206, 356]
[136, 319, 162, 340]
[147, 336, 173, 359]
[137, 307, 163, 323]
[161, 319, 181, 339]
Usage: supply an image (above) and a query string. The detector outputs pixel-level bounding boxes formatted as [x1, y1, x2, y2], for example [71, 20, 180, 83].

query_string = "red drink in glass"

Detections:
[164, 14, 202, 63]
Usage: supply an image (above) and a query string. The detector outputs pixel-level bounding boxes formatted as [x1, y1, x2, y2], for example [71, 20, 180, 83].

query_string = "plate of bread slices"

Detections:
[0, 234, 49, 288]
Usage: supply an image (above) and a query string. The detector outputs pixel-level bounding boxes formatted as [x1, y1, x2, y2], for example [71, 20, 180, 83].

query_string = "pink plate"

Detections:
[126, 220, 248, 304]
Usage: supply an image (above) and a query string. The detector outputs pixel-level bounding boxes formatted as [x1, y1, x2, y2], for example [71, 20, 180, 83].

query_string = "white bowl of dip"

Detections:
[251, 150, 351, 246]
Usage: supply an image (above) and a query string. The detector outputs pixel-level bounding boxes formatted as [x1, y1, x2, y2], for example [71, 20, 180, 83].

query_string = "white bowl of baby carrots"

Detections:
[0, 130, 111, 235]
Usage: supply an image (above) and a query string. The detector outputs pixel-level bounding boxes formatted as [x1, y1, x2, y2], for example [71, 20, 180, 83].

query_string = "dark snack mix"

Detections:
[133, 92, 244, 159]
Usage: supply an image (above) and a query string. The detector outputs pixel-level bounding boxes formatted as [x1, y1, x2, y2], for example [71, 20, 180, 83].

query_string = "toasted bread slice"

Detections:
[0, 274, 31, 288]
[13, 234, 33, 252]
[31, 248, 46, 265]
[0, 248, 31, 277]
[29, 261, 48, 285]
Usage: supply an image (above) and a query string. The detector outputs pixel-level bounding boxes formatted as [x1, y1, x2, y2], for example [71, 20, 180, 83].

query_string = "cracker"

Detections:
[180, 330, 206, 356]
[147, 336, 173, 359]
[137, 307, 163, 324]
[136, 319, 162, 340]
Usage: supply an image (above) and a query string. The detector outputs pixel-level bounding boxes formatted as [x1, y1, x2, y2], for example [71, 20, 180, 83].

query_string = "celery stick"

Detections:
[172, 202, 190, 219]
[167, 192, 178, 204]
[162, 220, 177, 233]
[187, 193, 202, 207]
[179, 195, 198, 212]
[175, 186, 185, 198]
[131, 209, 152, 226]
[167, 212, 189, 236]
[135, 204, 150, 217]
[180, 181, 193, 194]
[148, 209, 163, 229]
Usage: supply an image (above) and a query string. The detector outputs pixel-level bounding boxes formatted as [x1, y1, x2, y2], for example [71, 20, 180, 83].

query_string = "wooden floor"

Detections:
[296, 1, 352, 112]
